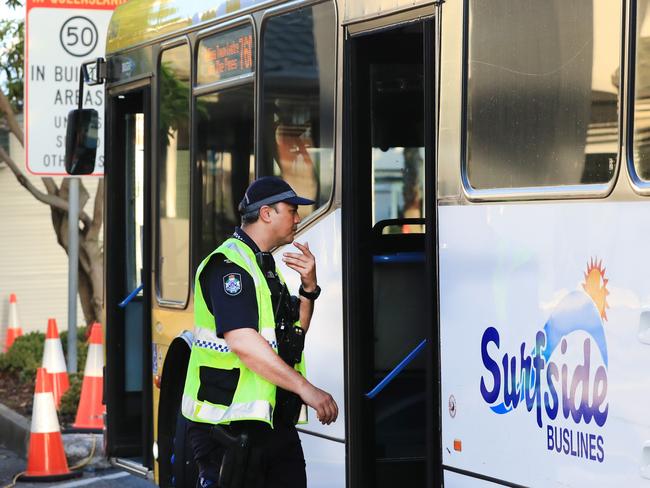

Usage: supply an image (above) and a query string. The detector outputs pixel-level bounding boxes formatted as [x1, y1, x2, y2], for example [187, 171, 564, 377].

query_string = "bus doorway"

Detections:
[104, 85, 153, 474]
[344, 19, 439, 487]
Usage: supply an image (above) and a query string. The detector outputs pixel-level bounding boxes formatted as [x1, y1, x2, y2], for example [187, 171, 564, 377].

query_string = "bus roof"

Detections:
[106, 0, 272, 54]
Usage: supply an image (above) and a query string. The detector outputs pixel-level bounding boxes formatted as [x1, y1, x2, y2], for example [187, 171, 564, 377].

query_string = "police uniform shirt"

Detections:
[199, 228, 261, 338]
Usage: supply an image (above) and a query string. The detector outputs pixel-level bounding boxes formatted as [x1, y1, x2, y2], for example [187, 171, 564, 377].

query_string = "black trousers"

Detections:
[188, 420, 306, 488]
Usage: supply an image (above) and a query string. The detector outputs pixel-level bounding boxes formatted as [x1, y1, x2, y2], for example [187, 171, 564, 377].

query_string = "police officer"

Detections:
[182, 176, 339, 488]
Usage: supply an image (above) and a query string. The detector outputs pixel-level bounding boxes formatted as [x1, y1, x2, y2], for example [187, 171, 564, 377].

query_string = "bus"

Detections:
[64, 0, 650, 486]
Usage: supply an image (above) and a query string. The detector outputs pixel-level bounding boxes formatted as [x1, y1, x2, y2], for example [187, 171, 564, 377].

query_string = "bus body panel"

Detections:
[299, 433, 346, 488]
[439, 202, 650, 487]
[444, 470, 509, 487]
[274, 209, 346, 441]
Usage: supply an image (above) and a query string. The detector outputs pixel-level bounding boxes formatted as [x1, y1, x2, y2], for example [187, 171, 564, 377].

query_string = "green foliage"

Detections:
[0, 18, 23, 111]
[159, 61, 190, 145]
[61, 325, 89, 372]
[0, 326, 90, 386]
[59, 372, 82, 425]
[0, 332, 44, 382]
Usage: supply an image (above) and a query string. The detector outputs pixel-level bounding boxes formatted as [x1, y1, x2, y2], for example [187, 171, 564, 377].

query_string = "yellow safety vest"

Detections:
[182, 237, 307, 427]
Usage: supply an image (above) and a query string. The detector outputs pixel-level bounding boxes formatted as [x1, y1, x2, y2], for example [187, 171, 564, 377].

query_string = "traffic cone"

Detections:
[4, 293, 23, 352]
[42, 318, 69, 409]
[72, 322, 105, 431]
[21, 368, 80, 481]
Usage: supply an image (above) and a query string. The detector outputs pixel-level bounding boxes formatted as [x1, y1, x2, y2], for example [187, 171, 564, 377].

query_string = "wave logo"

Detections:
[479, 259, 610, 431]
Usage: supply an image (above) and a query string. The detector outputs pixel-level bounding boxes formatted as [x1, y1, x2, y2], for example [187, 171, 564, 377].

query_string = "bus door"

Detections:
[104, 83, 153, 474]
[345, 16, 440, 488]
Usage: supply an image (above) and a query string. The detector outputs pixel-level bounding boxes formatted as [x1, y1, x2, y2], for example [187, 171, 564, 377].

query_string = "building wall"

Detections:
[0, 128, 101, 343]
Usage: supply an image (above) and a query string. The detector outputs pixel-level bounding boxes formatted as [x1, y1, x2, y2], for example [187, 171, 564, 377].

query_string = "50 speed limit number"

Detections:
[60, 16, 98, 57]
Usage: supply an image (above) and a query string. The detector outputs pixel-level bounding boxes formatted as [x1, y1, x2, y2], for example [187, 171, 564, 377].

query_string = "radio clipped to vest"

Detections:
[273, 281, 306, 426]
[256, 250, 306, 425]
[255, 251, 306, 366]
[275, 285, 304, 365]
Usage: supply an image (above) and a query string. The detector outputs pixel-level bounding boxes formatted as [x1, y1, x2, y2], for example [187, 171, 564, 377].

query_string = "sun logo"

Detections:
[582, 258, 610, 321]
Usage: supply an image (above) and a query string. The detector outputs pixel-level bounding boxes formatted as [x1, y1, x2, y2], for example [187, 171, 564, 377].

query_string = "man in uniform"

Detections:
[182, 176, 338, 488]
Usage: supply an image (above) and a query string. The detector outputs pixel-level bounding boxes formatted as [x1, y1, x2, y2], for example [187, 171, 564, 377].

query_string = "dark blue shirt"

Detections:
[199, 228, 260, 338]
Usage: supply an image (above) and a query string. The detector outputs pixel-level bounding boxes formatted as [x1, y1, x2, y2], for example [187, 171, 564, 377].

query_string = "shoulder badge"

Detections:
[223, 273, 242, 296]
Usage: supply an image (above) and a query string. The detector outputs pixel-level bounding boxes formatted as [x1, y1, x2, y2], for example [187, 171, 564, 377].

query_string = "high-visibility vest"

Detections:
[182, 237, 307, 427]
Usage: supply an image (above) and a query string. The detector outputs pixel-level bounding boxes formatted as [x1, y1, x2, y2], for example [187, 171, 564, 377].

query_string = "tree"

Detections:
[0, 18, 22, 111]
[0, 1, 104, 325]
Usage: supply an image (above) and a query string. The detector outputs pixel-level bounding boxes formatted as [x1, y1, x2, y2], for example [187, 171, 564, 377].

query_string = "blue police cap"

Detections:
[239, 176, 315, 214]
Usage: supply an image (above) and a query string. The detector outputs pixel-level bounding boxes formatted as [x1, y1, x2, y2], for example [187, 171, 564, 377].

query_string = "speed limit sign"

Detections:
[25, 0, 126, 176]
[60, 16, 98, 57]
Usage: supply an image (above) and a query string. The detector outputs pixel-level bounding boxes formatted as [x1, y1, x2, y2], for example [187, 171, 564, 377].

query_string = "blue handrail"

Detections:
[373, 252, 425, 264]
[119, 283, 144, 308]
[365, 338, 427, 399]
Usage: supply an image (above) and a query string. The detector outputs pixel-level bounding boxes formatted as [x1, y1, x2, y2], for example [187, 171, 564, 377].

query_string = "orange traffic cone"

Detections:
[42, 318, 70, 409]
[4, 293, 23, 352]
[72, 322, 105, 431]
[21, 368, 80, 481]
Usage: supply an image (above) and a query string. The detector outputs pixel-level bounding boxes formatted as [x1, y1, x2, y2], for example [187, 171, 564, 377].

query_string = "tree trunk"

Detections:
[0, 90, 104, 328]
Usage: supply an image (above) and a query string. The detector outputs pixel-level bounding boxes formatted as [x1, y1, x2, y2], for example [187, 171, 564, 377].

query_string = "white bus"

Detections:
[65, 0, 650, 486]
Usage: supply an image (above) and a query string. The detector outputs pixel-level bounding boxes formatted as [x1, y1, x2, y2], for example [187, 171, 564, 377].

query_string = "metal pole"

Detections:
[67, 177, 79, 374]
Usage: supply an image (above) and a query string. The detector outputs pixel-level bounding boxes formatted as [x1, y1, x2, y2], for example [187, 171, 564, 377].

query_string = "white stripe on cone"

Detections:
[8, 300, 19, 329]
[84, 343, 104, 377]
[43, 338, 67, 373]
[30, 392, 60, 434]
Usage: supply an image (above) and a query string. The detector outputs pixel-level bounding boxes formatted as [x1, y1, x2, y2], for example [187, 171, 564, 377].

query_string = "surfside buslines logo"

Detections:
[479, 259, 610, 463]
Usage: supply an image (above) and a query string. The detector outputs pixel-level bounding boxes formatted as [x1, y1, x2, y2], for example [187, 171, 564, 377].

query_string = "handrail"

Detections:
[365, 339, 427, 400]
[118, 283, 143, 308]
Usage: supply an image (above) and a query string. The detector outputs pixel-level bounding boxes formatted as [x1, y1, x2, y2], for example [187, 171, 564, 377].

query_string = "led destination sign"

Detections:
[198, 25, 254, 84]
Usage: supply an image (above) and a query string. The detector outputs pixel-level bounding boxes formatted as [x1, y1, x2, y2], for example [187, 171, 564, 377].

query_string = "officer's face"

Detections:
[269, 202, 301, 245]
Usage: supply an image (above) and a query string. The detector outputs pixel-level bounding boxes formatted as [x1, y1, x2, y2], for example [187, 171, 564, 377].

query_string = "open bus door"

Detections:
[345, 14, 441, 488]
[65, 61, 153, 475]
[104, 83, 153, 475]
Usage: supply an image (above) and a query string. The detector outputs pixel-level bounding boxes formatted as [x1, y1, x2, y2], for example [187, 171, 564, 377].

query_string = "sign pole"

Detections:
[67, 177, 79, 374]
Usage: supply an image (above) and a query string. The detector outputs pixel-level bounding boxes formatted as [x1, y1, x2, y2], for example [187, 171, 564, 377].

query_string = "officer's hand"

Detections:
[298, 383, 338, 425]
[282, 241, 318, 292]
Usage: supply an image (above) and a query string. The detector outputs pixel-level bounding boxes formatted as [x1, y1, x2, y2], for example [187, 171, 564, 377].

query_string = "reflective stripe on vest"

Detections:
[182, 393, 272, 424]
[194, 327, 278, 353]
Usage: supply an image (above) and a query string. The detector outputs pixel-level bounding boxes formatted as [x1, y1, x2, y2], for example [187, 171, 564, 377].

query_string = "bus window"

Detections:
[196, 86, 254, 260]
[466, 0, 621, 190]
[371, 62, 425, 231]
[633, 0, 650, 183]
[260, 2, 336, 219]
[126, 113, 145, 294]
[158, 44, 191, 304]
[369, 31, 425, 233]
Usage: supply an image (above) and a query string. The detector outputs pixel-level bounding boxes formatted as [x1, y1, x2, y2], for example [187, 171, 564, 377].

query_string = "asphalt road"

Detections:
[0, 446, 156, 488]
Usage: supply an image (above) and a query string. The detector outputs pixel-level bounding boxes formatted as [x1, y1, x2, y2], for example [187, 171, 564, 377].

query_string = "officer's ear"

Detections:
[259, 205, 274, 223]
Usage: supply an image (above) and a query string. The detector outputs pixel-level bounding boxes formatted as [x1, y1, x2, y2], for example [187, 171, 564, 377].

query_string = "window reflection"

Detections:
[158, 45, 190, 303]
[634, 1, 650, 181]
[261, 2, 336, 218]
[196, 86, 254, 260]
[467, 0, 620, 190]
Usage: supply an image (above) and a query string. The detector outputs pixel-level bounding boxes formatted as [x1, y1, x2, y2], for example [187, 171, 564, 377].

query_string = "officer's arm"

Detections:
[282, 241, 317, 333]
[298, 292, 315, 332]
[224, 328, 338, 424]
